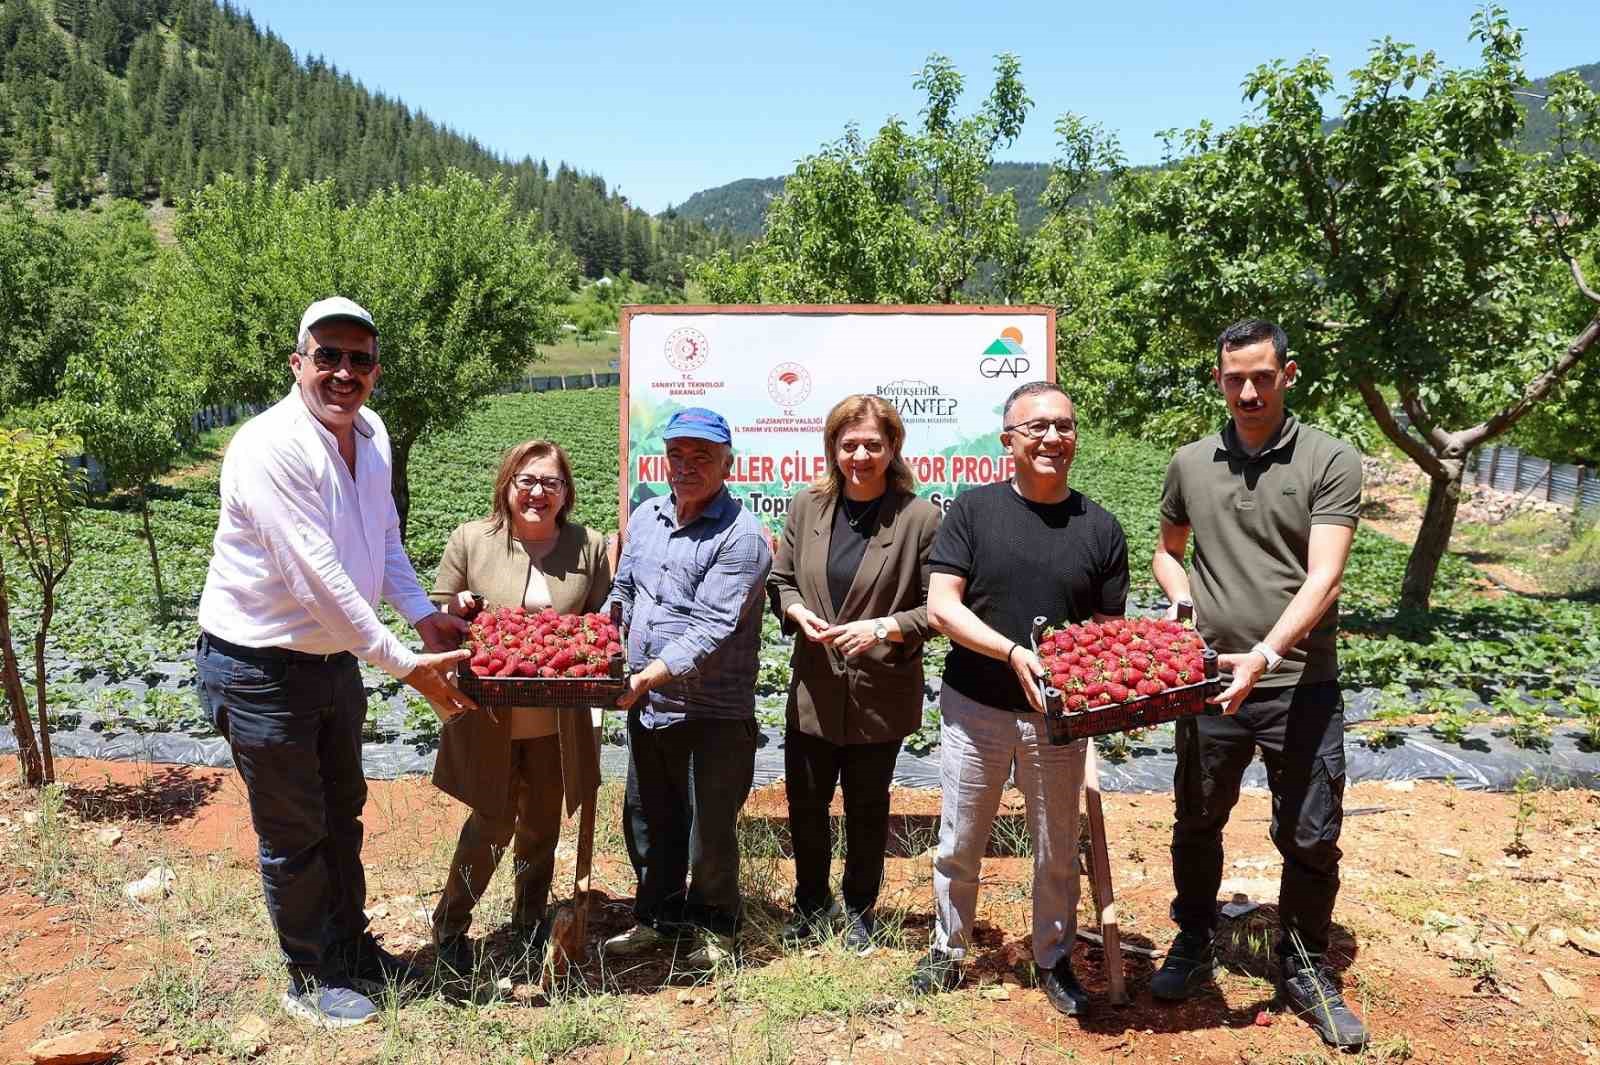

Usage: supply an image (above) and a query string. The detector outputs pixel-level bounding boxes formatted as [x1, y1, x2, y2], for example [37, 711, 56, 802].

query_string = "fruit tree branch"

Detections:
[1356, 378, 1445, 478]
[1460, 314, 1600, 451]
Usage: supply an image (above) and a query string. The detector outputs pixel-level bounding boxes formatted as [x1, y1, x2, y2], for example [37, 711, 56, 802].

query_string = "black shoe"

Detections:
[780, 898, 840, 948]
[1150, 930, 1217, 1002]
[841, 911, 875, 956]
[1278, 957, 1369, 1050]
[337, 931, 424, 993]
[910, 949, 961, 995]
[433, 934, 475, 979]
[511, 918, 551, 969]
[1039, 959, 1090, 1016]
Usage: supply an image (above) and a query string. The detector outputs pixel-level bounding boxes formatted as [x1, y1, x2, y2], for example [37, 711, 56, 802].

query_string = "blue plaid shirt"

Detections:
[605, 487, 772, 728]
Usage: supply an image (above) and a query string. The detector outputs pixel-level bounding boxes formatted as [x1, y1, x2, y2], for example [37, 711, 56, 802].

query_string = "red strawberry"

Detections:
[1107, 682, 1129, 702]
[1158, 667, 1179, 686]
[1128, 652, 1151, 672]
[1066, 693, 1088, 711]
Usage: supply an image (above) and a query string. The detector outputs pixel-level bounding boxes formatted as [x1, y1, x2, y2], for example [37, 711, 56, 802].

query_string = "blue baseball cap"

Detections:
[663, 407, 733, 445]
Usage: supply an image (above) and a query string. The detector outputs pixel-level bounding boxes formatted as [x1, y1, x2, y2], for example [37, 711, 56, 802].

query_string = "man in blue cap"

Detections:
[602, 407, 773, 967]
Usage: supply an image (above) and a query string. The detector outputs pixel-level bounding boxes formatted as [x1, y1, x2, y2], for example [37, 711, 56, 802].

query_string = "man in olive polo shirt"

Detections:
[1150, 319, 1366, 1050]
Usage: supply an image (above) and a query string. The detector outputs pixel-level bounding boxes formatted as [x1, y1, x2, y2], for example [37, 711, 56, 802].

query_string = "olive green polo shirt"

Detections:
[1159, 413, 1362, 689]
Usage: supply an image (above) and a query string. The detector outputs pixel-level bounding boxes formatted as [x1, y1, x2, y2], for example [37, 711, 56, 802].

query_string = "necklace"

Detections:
[841, 495, 882, 532]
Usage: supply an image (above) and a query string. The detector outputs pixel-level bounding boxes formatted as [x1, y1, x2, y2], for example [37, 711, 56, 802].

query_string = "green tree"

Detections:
[164, 169, 573, 537]
[696, 53, 1033, 304]
[1123, 8, 1600, 609]
[0, 198, 97, 410]
[0, 427, 85, 787]
[58, 300, 191, 618]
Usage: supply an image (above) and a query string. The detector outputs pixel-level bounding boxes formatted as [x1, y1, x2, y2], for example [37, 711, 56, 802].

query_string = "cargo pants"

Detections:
[1169, 679, 1346, 960]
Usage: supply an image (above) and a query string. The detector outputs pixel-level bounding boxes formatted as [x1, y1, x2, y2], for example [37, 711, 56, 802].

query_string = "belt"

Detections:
[199, 631, 354, 666]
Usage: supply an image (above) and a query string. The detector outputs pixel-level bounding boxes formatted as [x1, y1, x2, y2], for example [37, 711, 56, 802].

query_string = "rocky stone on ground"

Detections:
[122, 867, 175, 903]
[26, 1029, 121, 1064]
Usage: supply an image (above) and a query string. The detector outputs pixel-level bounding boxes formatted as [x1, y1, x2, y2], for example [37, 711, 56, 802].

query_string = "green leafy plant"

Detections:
[1421, 688, 1482, 745]
[0, 426, 86, 786]
[1560, 681, 1600, 750]
[1507, 768, 1539, 857]
[1493, 692, 1552, 751]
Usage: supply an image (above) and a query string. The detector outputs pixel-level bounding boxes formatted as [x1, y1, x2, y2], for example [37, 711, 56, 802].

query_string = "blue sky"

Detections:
[234, 1, 1599, 213]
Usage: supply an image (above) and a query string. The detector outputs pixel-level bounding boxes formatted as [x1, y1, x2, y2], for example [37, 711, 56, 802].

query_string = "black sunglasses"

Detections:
[308, 346, 379, 373]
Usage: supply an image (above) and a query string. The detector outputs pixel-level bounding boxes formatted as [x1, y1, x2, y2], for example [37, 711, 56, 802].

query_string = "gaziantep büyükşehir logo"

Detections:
[979, 326, 1031, 378]
[664, 327, 709, 373]
[768, 362, 813, 412]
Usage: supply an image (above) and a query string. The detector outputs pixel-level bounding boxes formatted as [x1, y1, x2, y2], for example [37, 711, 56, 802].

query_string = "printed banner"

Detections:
[621, 307, 1055, 531]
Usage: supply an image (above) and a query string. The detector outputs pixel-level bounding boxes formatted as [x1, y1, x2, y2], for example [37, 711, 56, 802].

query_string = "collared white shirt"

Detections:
[197, 387, 436, 678]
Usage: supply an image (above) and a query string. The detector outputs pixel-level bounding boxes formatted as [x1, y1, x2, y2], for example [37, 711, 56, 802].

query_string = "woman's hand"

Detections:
[824, 619, 882, 658]
[787, 604, 831, 643]
[444, 590, 482, 618]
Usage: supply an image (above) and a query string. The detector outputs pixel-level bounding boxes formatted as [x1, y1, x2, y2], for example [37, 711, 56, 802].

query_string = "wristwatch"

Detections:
[1251, 642, 1284, 673]
[872, 619, 889, 642]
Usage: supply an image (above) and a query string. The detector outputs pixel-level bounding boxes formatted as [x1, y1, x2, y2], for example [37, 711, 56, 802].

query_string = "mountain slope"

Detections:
[0, 0, 732, 285]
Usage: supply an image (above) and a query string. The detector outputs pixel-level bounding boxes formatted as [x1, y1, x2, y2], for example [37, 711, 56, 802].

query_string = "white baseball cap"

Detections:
[297, 296, 377, 348]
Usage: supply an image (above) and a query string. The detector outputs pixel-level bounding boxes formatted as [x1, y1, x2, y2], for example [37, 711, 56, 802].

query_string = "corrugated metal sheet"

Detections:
[1492, 446, 1521, 493]
[1516, 456, 1552, 496]
[1550, 463, 1582, 507]
[1580, 475, 1600, 513]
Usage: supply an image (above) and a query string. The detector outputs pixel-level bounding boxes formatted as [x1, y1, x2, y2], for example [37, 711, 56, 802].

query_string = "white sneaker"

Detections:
[602, 923, 666, 958]
[683, 930, 735, 968]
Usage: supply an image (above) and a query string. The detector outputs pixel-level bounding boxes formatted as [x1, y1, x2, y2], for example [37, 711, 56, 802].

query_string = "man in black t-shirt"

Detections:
[915, 382, 1130, 1019]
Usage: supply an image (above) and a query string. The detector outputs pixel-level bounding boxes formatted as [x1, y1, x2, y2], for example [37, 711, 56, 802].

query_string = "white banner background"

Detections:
[621, 307, 1055, 530]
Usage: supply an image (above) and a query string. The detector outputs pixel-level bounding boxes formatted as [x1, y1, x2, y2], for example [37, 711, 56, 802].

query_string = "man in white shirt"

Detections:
[195, 297, 476, 1029]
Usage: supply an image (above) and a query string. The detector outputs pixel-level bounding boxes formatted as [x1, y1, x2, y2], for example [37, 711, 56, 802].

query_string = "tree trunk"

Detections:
[31, 595, 54, 785]
[391, 436, 414, 544]
[139, 489, 169, 619]
[0, 557, 43, 787]
[1399, 458, 1466, 612]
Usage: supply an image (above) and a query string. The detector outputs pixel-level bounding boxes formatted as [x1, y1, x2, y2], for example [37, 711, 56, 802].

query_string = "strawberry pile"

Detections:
[1038, 616, 1208, 711]
[466, 606, 623, 679]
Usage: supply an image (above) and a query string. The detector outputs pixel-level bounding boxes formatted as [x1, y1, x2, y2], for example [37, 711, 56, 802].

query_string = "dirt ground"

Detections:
[3, 756, 1598, 1064]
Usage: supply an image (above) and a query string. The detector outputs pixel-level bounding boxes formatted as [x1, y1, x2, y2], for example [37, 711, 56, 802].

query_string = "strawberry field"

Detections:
[4, 387, 1599, 788]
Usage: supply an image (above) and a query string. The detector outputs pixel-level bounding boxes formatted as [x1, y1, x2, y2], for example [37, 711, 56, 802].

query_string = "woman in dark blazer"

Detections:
[429, 439, 612, 976]
[768, 394, 940, 954]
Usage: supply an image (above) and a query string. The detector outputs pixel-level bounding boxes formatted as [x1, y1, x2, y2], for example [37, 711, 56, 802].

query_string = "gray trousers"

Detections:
[933, 686, 1086, 969]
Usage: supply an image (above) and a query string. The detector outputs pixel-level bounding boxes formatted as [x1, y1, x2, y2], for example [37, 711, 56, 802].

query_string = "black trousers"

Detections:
[623, 712, 758, 936]
[194, 633, 369, 988]
[1170, 680, 1346, 960]
[784, 729, 900, 917]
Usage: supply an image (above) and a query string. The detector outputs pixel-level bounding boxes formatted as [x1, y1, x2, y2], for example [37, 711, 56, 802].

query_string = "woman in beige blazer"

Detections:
[429, 439, 611, 975]
[768, 395, 940, 954]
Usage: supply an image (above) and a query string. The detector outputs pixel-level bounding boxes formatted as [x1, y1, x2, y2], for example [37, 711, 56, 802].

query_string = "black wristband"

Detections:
[1007, 642, 1021, 667]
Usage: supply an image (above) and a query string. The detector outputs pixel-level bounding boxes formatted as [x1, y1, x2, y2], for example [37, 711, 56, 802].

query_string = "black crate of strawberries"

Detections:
[455, 604, 627, 711]
[1029, 613, 1222, 743]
